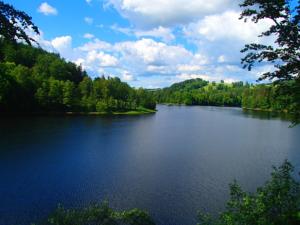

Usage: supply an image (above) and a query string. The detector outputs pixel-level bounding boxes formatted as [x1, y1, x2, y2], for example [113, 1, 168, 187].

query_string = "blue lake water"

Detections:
[0, 105, 300, 225]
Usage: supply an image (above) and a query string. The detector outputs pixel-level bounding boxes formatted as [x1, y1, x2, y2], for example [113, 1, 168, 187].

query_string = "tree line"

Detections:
[0, 41, 156, 113]
[152, 79, 245, 107]
[151, 78, 299, 113]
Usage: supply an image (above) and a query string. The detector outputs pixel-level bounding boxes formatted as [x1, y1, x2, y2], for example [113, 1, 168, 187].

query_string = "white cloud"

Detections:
[110, 24, 132, 35]
[30, 0, 279, 87]
[85, 50, 118, 67]
[184, 10, 273, 43]
[51, 36, 72, 51]
[78, 38, 112, 51]
[38, 2, 58, 16]
[106, 0, 237, 28]
[83, 33, 95, 39]
[177, 73, 211, 81]
[84, 17, 94, 25]
[111, 25, 175, 42]
[177, 73, 239, 83]
[115, 38, 193, 66]
[31, 30, 267, 87]
[51, 36, 73, 59]
[177, 65, 202, 72]
[135, 26, 175, 42]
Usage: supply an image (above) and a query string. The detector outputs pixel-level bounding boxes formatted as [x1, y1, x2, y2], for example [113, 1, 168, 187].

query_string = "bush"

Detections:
[198, 160, 300, 225]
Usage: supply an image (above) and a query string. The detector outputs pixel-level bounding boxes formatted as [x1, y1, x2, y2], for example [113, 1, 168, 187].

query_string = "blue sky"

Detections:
[5, 0, 298, 88]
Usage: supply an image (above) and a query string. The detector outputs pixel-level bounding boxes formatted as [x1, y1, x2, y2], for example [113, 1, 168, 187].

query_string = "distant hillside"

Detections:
[151, 78, 297, 112]
[0, 41, 156, 113]
[152, 79, 246, 107]
[166, 78, 209, 91]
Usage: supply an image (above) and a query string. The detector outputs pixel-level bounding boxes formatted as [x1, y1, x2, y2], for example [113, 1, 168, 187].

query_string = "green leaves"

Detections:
[0, 1, 39, 45]
[43, 202, 155, 225]
[240, 0, 300, 82]
[240, 0, 300, 123]
[197, 160, 300, 225]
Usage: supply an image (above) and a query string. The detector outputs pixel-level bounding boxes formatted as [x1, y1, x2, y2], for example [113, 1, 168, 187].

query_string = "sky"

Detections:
[5, 0, 298, 88]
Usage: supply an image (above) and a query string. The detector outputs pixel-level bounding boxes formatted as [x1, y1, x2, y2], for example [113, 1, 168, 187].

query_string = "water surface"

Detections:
[0, 105, 299, 225]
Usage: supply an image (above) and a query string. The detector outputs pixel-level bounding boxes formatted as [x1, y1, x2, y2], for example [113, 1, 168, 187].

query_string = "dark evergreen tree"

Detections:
[0, 1, 39, 45]
[240, 0, 300, 81]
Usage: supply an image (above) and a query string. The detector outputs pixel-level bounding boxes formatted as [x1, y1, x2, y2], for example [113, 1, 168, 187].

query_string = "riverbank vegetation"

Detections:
[41, 201, 155, 225]
[151, 78, 299, 114]
[197, 161, 300, 225]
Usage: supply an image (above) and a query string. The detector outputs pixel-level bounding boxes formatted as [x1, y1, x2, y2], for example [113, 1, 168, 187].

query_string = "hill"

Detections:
[0, 41, 156, 114]
[151, 78, 297, 112]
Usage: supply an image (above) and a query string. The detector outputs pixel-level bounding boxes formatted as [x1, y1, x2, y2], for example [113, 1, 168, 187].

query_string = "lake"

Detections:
[0, 105, 299, 225]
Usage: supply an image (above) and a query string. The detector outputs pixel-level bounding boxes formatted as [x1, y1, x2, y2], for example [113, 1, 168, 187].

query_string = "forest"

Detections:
[151, 78, 299, 113]
[0, 41, 156, 114]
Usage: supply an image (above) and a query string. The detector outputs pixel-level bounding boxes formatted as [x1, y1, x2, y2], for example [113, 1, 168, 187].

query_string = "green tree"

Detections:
[62, 81, 76, 109]
[197, 160, 300, 225]
[0, 26, 156, 113]
[0, 62, 16, 110]
[43, 201, 155, 225]
[240, 0, 300, 122]
[0, 1, 39, 45]
[240, 0, 300, 82]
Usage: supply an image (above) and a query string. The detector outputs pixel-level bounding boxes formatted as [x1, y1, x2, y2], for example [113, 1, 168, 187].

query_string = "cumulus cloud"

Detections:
[78, 38, 112, 51]
[31, 30, 267, 87]
[135, 26, 175, 42]
[180, 10, 275, 76]
[31, 0, 278, 87]
[177, 73, 212, 81]
[50, 36, 74, 59]
[106, 0, 238, 28]
[115, 38, 193, 67]
[87, 50, 118, 67]
[184, 10, 273, 43]
[177, 65, 202, 72]
[38, 2, 58, 16]
[51, 36, 72, 52]
[111, 25, 175, 42]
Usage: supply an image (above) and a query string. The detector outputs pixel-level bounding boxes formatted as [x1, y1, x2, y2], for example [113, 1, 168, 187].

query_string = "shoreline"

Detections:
[242, 107, 292, 114]
[0, 108, 157, 116]
[160, 103, 297, 115]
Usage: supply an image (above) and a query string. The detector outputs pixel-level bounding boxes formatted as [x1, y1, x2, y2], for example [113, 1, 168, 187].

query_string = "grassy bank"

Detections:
[111, 107, 157, 115]
[0, 108, 157, 116]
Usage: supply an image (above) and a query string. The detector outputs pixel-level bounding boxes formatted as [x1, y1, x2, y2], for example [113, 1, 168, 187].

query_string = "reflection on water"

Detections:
[242, 109, 294, 121]
[0, 105, 299, 225]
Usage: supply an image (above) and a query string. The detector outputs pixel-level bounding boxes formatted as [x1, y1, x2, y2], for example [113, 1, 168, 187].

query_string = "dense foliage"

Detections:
[152, 79, 245, 107]
[240, 0, 300, 82]
[198, 160, 300, 225]
[152, 78, 297, 113]
[242, 81, 298, 111]
[0, 42, 156, 113]
[0, 1, 39, 45]
[240, 0, 300, 122]
[41, 201, 155, 225]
